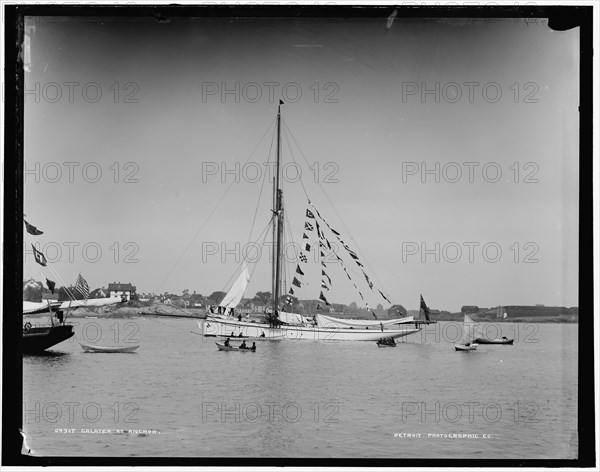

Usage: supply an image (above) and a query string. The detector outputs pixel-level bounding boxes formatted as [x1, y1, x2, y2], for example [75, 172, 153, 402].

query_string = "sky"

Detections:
[21, 14, 579, 312]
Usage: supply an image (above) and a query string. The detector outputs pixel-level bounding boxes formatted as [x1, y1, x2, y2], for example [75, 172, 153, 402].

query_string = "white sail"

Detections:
[316, 314, 415, 328]
[458, 314, 476, 345]
[219, 264, 250, 309]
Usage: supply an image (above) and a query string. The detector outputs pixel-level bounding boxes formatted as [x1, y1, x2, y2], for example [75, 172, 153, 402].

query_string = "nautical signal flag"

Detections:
[299, 253, 308, 263]
[31, 245, 47, 266]
[302, 233, 309, 239]
[295, 265, 305, 276]
[75, 273, 90, 299]
[289, 288, 294, 295]
[45, 278, 56, 294]
[24, 219, 43, 236]
[305, 243, 311, 251]
[379, 290, 391, 304]
[292, 277, 301, 288]
[304, 222, 314, 231]
[306, 209, 315, 219]
[319, 291, 330, 306]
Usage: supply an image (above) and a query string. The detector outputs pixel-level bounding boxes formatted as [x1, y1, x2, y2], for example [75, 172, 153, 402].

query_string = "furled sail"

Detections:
[316, 314, 415, 328]
[23, 297, 122, 314]
[59, 297, 123, 310]
[219, 264, 250, 309]
[277, 311, 311, 325]
[23, 301, 61, 314]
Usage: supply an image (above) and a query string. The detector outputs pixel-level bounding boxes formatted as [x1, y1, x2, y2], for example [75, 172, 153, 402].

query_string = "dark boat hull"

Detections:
[23, 325, 74, 353]
[473, 338, 514, 345]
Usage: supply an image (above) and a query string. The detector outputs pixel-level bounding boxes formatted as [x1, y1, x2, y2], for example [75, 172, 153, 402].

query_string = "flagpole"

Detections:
[271, 101, 283, 325]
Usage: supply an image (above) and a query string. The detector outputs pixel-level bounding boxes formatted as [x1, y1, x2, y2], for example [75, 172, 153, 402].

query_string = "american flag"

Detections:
[75, 273, 89, 299]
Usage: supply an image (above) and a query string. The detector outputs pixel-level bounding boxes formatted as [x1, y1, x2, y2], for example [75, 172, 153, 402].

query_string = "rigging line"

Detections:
[249, 217, 273, 282]
[246, 118, 277, 247]
[281, 117, 393, 301]
[219, 218, 272, 293]
[280, 119, 311, 201]
[155, 116, 277, 294]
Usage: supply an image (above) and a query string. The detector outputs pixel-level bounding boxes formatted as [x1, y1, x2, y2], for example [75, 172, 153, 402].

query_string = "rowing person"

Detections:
[250, 342, 256, 352]
[224, 338, 231, 347]
[240, 340, 247, 349]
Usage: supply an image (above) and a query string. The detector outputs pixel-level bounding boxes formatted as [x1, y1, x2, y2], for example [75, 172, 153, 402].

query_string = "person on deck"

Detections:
[224, 338, 230, 347]
[238, 332, 244, 337]
[240, 340, 247, 349]
[238, 313, 242, 321]
[260, 331, 265, 338]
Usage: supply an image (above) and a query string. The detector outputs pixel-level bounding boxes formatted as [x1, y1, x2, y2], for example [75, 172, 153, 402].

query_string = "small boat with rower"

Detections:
[376, 337, 397, 347]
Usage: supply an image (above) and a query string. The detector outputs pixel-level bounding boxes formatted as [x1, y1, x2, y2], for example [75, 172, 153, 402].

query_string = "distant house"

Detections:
[89, 287, 108, 299]
[107, 281, 137, 301]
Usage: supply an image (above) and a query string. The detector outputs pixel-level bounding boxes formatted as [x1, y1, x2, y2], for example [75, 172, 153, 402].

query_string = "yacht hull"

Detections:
[200, 318, 421, 342]
[22, 324, 74, 353]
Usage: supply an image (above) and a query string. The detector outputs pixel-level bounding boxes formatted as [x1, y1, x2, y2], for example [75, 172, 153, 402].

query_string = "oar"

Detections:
[190, 331, 203, 336]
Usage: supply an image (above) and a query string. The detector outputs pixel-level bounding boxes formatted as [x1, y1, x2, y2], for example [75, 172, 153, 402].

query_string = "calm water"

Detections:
[23, 318, 578, 458]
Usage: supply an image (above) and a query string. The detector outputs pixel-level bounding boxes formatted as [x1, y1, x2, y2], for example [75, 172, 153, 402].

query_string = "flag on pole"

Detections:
[31, 245, 47, 266]
[45, 278, 56, 294]
[75, 273, 90, 299]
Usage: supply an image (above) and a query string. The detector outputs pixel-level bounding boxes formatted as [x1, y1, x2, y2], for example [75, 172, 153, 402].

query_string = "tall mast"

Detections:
[272, 101, 283, 320]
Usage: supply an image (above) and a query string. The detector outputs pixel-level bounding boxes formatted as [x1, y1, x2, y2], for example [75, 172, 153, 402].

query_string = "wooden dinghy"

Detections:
[80, 343, 139, 353]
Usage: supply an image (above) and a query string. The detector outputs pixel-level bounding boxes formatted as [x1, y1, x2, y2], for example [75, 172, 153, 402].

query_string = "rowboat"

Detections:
[473, 337, 514, 345]
[80, 343, 139, 353]
[454, 343, 479, 351]
[216, 342, 238, 351]
[216, 342, 255, 352]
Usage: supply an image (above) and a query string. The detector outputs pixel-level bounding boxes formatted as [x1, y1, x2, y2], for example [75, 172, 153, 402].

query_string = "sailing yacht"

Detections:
[22, 218, 123, 353]
[454, 314, 479, 351]
[199, 104, 433, 342]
